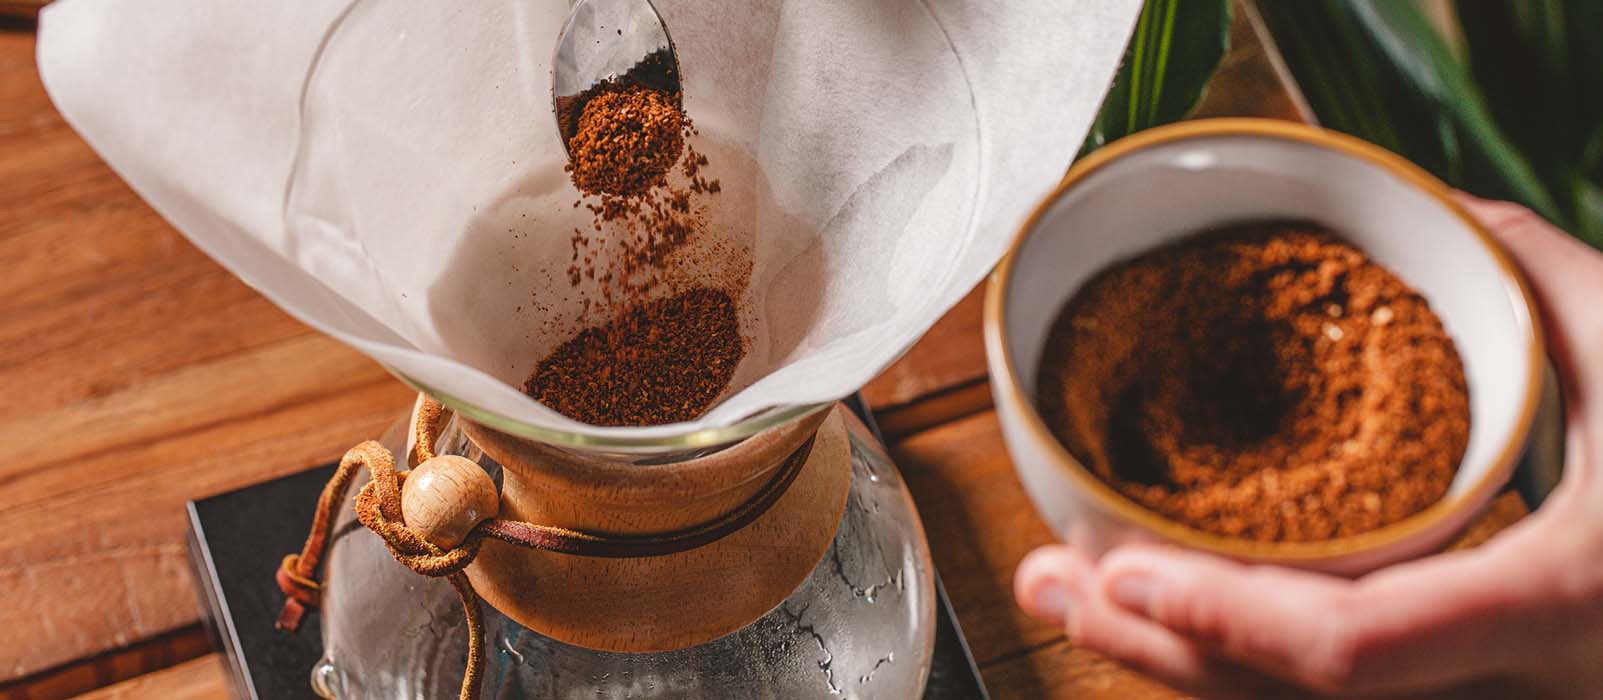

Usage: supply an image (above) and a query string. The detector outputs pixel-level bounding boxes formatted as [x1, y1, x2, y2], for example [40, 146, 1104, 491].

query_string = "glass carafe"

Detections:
[310, 399, 936, 699]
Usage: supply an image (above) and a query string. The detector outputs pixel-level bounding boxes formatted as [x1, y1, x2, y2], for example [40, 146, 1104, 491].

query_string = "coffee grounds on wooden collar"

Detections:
[1036, 223, 1470, 542]
[526, 287, 744, 426]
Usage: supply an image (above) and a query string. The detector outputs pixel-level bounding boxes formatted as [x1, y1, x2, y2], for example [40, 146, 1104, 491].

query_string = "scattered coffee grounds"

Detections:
[525, 287, 744, 426]
[565, 137, 720, 301]
[1036, 223, 1470, 542]
[558, 52, 722, 306]
[532, 52, 741, 426]
[567, 87, 685, 197]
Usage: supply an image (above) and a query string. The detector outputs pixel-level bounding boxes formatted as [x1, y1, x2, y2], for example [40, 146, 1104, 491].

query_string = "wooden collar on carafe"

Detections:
[458, 404, 852, 652]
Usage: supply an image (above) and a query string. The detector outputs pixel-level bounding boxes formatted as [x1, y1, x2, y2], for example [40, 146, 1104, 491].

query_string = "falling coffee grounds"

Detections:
[560, 64, 723, 306]
[1036, 223, 1470, 542]
[528, 49, 745, 427]
[526, 287, 743, 426]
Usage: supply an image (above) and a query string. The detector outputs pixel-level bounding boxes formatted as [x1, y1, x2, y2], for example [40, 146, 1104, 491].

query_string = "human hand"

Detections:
[1013, 194, 1603, 699]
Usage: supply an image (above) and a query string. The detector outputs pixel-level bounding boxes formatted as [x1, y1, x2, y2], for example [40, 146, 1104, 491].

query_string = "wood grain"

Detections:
[862, 284, 988, 414]
[893, 411, 1064, 663]
[67, 656, 229, 700]
[984, 640, 1176, 700]
[0, 627, 209, 700]
[0, 29, 416, 687]
[876, 378, 992, 443]
[0, 2, 44, 21]
[889, 409, 1193, 697]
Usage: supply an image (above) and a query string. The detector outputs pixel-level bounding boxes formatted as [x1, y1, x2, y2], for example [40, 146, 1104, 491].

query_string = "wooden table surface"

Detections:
[0, 11, 1526, 700]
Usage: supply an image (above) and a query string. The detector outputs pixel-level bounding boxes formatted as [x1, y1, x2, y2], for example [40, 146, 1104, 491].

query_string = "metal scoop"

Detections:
[551, 0, 683, 156]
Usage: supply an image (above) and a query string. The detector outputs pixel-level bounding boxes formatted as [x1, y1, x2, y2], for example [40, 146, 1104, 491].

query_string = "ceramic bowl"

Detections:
[984, 119, 1543, 576]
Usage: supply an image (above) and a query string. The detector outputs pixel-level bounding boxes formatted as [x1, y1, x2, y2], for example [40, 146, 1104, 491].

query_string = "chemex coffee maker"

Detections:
[42, 0, 1134, 696]
[293, 395, 934, 699]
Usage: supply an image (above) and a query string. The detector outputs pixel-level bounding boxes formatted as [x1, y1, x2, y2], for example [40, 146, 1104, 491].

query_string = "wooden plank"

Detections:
[66, 655, 229, 700]
[982, 639, 1177, 700]
[0, 627, 210, 700]
[0, 337, 412, 680]
[0, 263, 316, 423]
[0, 30, 418, 683]
[876, 378, 991, 443]
[892, 411, 1065, 665]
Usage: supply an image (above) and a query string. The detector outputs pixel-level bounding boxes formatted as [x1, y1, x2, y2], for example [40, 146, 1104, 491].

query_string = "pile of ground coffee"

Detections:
[564, 130, 719, 300]
[526, 287, 742, 426]
[1036, 223, 1470, 541]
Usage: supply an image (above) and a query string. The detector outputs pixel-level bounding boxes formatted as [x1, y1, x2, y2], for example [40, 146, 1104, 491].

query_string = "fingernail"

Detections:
[1028, 582, 1075, 625]
[1110, 573, 1155, 616]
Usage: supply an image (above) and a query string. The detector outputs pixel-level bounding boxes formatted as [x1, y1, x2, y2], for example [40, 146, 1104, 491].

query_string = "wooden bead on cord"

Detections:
[401, 455, 499, 549]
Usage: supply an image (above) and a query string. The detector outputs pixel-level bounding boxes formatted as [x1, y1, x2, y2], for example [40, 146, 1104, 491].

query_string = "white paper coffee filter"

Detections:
[39, 0, 1141, 440]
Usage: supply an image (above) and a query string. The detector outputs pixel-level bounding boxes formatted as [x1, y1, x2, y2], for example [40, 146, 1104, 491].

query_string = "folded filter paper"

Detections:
[38, 0, 1141, 442]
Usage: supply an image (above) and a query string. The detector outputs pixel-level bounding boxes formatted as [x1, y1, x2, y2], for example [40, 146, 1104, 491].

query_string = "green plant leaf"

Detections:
[1457, 0, 1603, 183]
[1457, 0, 1603, 249]
[1080, 0, 1231, 157]
[1572, 177, 1603, 250]
[1256, 0, 1567, 230]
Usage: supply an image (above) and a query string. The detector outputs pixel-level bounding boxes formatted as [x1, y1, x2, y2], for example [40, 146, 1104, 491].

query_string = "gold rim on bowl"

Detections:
[983, 117, 1545, 561]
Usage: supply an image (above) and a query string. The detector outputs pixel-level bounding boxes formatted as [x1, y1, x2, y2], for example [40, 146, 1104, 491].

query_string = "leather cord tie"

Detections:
[274, 396, 816, 700]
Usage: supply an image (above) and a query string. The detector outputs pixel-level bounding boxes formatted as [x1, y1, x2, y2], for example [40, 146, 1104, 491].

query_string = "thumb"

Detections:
[1454, 193, 1603, 520]
[1094, 541, 1549, 697]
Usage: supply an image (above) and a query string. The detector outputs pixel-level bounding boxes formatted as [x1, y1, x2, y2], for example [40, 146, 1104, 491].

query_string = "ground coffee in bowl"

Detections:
[1036, 222, 1470, 542]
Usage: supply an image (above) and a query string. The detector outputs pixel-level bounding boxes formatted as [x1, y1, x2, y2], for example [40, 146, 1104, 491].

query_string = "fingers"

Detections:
[1011, 196, 1603, 699]
[1452, 193, 1603, 412]
[1452, 193, 1603, 526]
[1016, 546, 1307, 699]
[1095, 545, 1359, 691]
[1096, 544, 1386, 695]
[1094, 540, 1563, 697]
